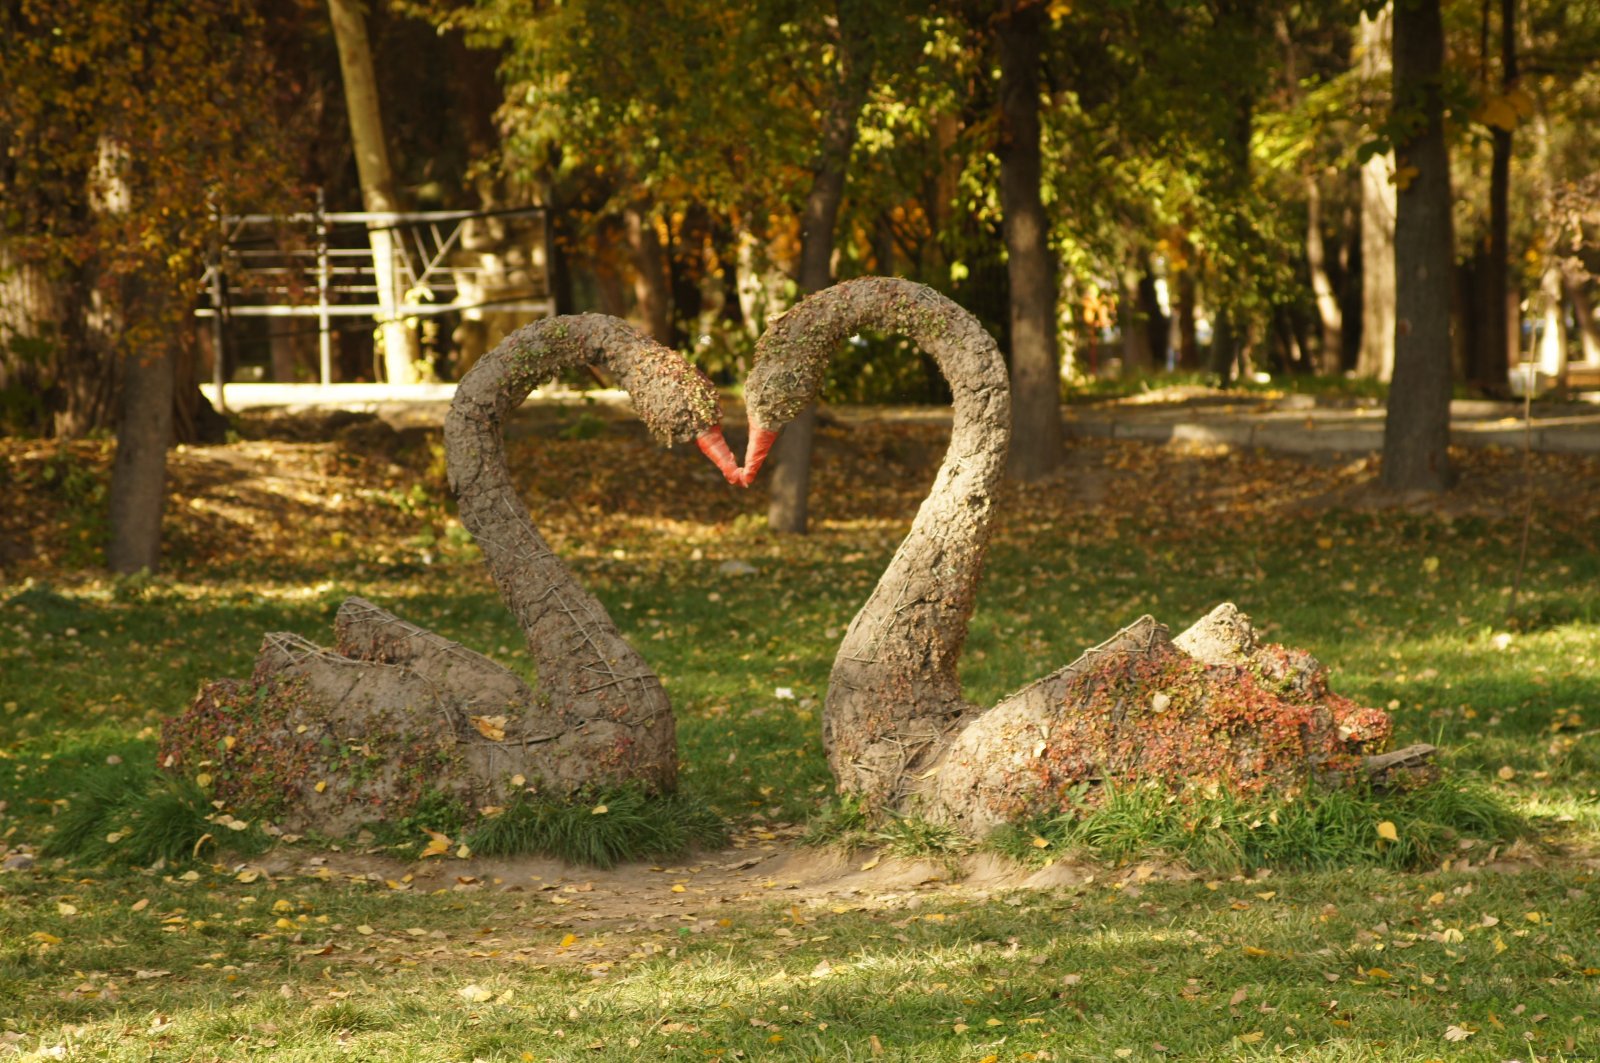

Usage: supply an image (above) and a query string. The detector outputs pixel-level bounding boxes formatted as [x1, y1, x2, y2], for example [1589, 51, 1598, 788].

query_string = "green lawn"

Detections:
[2, 419, 1597, 1060]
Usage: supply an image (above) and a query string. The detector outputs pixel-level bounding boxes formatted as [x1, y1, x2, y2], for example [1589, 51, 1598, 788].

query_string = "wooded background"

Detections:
[2, 0, 1597, 558]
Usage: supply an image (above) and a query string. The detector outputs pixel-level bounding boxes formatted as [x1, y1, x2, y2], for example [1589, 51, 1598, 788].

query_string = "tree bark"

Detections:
[1139, 270, 1169, 369]
[765, 0, 874, 535]
[1568, 271, 1600, 365]
[0, 246, 66, 435]
[107, 342, 174, 573]
[1357, 9, 1398, 382]
[1174, 260, 1200, 369]
[623, 206, 674, 345]
[998, 0, 1064, 481]
[1119, 267, 1154, 374]
[1305, 171, 1344, 374]
[1381, 0, 1455, 492]
[327, 0, 421, 385]
[1475, 0, 1516, 395]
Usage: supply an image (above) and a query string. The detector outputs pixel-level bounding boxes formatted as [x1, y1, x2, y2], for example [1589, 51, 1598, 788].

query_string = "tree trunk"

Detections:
[623, 206, 674, 345]
[1535, 261, 1567, 378]
[1357, 11, 1397, 382]
[998, 0, 1063, 481]
[1381, 0, 1454, 492]
[1568, 271, 1600, 364]
[1139, 270, 1169, 369]
[1305, 171, 1344, 374]
[765, 0, 873, 535]
[0, 246, 66, 435]
[1174, 261, 1200, 369]
[1119, 268, 1154, 374]
[327, 0, 420, 385]
[108, 340, 174, 574]
[1475, 0, 1516, 395]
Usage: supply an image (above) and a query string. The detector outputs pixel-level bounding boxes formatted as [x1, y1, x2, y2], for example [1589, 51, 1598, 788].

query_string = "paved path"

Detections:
[1061, 394, 1600, 456]
[206, 382, 1600, 456]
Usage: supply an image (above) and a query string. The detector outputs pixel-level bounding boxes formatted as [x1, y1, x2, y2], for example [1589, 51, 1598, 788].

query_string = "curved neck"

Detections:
[444, 315, 718, 709]
[752, 278, 1012, 711]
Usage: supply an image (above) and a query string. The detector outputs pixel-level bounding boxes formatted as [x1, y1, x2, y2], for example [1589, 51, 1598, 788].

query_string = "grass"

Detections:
[2, 415, 1599, 1059]
[989, 778, 1530, 874]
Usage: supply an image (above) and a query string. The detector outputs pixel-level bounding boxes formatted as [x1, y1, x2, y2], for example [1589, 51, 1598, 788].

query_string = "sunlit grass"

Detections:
[3, 425, 1599, 1060]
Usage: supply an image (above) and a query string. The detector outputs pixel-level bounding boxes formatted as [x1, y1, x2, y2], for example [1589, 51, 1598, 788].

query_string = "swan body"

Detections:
[739, 278, 1399, 832]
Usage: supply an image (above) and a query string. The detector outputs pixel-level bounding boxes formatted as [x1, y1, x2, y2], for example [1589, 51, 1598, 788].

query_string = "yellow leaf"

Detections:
[559, 933, 578, 948]
[671, 884, 687, 893]
[57, 902, 77, 916]
[31, 932, 62, 945]
[458, 984, 493, 1003]
[591, 804, 609, 815]
[1032, 836, 1051, 849]
[275, 918, 294, 930]
[235, 870, 260, 884]
[314, 780, 328, 793]
[195, 773, 212, 788]
[1494, 934, 1507, 954]
[1497, 765, 1516, 781]
[455, 843, 471, 859]
[953, 1023, 970, 1033]
[1391, 165, 1420, 191]
[859, 856, 880, 871]
[1366, 966, 1394, 980]
[356, 924, 374, 935]
[1316, 536, 1334, 550]
[130, 899, 149, 912]
[1376, 821, 1399, 842]
[223, 736, 236, 751]
[1237, 1031, 1265, 1044]
[1477, 96, 1519, 132]
[470, 715, 508, 741]
[420, 830, 452, 858]
[511, 773, 526, 787]
[1524, 911, 1542, 923]
[1242, 945, 1271, 957]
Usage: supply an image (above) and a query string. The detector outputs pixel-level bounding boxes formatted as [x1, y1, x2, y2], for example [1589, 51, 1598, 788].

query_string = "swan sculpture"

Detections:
[164, 316, 742, 833]
[736, 277, 1418, 833]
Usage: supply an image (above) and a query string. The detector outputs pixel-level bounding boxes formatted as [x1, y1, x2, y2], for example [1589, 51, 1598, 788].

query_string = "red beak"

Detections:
[696, 427, 744, 486]
[739, 421, 780, 487]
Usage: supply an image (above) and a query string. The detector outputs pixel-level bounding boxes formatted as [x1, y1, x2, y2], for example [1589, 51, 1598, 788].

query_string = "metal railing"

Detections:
[196, 194, 554, 401]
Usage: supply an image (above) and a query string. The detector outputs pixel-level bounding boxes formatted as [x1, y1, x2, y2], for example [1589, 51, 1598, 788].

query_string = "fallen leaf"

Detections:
[470, 715, 508, 741]
[1376, 821, 1399, 842]
[591, 804, 609, 815]
[1443, 1024, 1475, 1042]
[459, 984, 493, 1003]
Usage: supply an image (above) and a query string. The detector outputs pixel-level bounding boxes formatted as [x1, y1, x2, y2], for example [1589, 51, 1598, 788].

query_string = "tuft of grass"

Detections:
[464, 785, 727, 869]
[42, 762, 271, 866]
[988, 775, 1530, 874]
[803, 796, 973, 861]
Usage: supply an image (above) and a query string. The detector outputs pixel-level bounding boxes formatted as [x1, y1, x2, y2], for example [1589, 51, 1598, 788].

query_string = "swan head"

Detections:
[613, 340, 743, 486]
[734, 349, 819, 487]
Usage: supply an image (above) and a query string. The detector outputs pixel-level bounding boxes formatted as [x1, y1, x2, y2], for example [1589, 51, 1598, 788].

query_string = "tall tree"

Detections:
[328, 0, 422, 385]
[1358, 7, 1398, 381]
[1381, 0, 1455, 492]
[1, 0, 297, 570]
[997, 0, 1064, 481]
[1475, 0, 1518, 394]
[764, 0, 878, 533]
